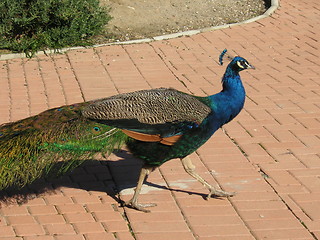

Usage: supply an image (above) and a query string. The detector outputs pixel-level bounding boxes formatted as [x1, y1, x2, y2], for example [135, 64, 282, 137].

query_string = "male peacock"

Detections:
[0, 50, 254, 212]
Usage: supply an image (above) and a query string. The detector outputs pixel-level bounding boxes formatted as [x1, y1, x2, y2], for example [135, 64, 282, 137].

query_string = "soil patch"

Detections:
[99, 0, 267, 43]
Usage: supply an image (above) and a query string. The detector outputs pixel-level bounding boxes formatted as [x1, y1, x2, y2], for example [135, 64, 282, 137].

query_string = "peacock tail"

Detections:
[0, 103, 129, 190]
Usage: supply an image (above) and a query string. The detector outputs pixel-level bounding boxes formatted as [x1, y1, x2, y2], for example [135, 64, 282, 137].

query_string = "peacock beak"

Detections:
[247, 63, 255, 70]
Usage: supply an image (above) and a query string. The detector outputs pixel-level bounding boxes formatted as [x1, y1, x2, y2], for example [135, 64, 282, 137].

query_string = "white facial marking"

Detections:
[237, 61, 245, 69]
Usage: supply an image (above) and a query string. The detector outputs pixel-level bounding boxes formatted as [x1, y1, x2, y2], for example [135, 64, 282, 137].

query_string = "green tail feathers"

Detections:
[0, 103, 128, 190]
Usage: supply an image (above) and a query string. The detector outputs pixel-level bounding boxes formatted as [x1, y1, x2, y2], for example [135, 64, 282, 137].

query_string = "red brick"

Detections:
[23, 198, 46, 206]
[72, 195, 102, 204]
[73, 222, 105, 234]
[54, 236, 85, 240]
[135, 232, 195, 240]
[7, 215, 36, 225]
[116, 231, 136, 240]
[55, 204, 87, 214]
[238, 209, 296, 221]
[35, 215, 66, 224]
[253, 229, 313, 239]
[0, 226, 16, 237]
[192, 224, 250, 237]
[14, 224, 45, 236]
[44, 195, 73, 205]
[132, 221, 189, 233]
[84, 203, 115, 212]
[182, 205, 237, 216]
[296, 202, 320, 220]
[197, 236, 255, 240]
[187, 215, 243, 226]
[272, 184, 309, 194]
[28, 206, 57, 215]
[102, 221, 129, 232]
[1, 206, 29, 216]
[92, 211, 124, 222]
[127, 211, 184, 223]
[176, 195, 230, 206]
[24, 236, 54, 240]
[44, 224, 75, 235]
[84, 233, 116, 240]
[245, 219, 304, 230]
[233, 200, 287, 211]
[290, 193, 320, 202]
[64, 213, 95, 223]
[231, 191, 280, 202]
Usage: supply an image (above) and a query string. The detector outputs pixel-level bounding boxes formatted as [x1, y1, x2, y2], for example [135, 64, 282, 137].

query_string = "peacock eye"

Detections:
[237, 60, 248, 69]
[93, 127, 100, 132]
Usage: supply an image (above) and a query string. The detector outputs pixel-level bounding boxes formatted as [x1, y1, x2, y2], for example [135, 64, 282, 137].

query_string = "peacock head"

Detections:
[231, 56, 255, 72]
[219, 49, 255, 72]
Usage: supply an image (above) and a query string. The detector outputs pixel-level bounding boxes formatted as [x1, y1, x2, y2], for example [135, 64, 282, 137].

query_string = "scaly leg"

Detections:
[125, 166, 157, 212]
[181, 156, 235, 199]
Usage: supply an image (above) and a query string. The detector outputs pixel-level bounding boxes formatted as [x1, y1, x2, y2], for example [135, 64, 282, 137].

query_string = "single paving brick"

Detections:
[35, 215, 66, 225]
[192, 224, 251, 237]
[55, 204, 87, 214]
[253, 228, 313, 239]
[135, 232, 196, 240]
[115, 232, 136, 240]
[132, 221, 189, 233]
[53, 236, 85, 240]
[64, 213, 95, 223]
[0, 226, 16, 237]
[102, 221, 129, 232]
[83, 233, 115, 240]
[23, 236, 55, 240]
[92, 211, 124, 222]
[1, 206, 29, 216]
[127, 211, 184, 222]
[28, 206, 57, 215]
[73, 222, 105, 234]
[14, 224, 45, 236]
[44, 195, 73, 205]
[245, 218, 304, 231]
[44, 224, 76, 235]
[6, 215, 36, 225]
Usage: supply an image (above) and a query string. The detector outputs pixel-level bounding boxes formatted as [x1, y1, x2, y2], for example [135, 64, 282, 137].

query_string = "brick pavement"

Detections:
[0, 0, 320, 239]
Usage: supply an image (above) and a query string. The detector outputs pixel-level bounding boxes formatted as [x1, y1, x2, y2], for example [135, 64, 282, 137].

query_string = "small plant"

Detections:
[0, 0, 111, 57]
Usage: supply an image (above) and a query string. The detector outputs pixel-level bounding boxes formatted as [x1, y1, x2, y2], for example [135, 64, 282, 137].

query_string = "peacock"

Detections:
[0, 49, 254, 212]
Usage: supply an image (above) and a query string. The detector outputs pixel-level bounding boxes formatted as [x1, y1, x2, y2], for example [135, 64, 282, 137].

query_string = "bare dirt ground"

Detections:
[100, 0, 267, 42]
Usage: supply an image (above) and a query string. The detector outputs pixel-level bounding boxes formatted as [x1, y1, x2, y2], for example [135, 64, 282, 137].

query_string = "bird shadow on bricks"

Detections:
[0, 150, 206, 208]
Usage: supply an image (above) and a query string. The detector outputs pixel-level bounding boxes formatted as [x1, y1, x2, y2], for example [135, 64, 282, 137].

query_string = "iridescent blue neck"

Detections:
[221, 64, 243, 92]
[207, 63, 246, 119]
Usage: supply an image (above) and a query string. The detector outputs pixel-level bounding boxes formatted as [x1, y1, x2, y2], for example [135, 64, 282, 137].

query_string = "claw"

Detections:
[206, 188, 236, 200]
[125, 200, 157, 213]
[181, 157, 236, 201]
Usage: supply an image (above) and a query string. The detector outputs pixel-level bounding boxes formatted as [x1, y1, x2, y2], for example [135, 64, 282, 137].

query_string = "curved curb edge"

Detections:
[0, 0, 279, 61]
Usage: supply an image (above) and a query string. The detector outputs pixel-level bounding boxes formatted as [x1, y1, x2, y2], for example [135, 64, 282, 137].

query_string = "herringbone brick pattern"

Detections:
[0, 0, 319, 239]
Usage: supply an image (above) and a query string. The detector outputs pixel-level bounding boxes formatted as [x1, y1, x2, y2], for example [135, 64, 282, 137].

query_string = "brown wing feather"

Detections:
[82, 88, 211, 125]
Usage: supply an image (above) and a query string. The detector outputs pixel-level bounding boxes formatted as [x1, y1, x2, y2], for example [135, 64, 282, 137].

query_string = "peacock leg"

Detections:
[125, 166, 157, 212]
[181, 156, 235, 199]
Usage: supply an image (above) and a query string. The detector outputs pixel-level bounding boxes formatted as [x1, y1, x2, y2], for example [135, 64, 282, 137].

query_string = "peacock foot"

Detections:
[125, 200, 157, 213]
[207, 188, 236, 200]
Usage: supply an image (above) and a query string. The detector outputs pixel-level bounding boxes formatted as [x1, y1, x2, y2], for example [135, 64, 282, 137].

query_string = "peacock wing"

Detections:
[82, 88, 211, 141]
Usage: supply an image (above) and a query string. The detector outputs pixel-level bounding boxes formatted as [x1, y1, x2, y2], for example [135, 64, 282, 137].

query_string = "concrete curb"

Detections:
[0, 0, 279, 61]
